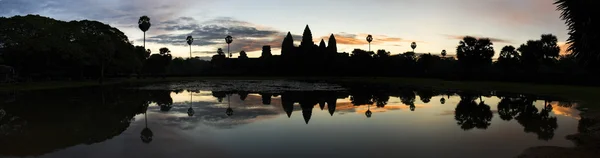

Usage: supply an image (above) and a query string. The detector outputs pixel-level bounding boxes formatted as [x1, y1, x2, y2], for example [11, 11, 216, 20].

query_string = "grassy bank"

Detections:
[2, 76, 599, 108]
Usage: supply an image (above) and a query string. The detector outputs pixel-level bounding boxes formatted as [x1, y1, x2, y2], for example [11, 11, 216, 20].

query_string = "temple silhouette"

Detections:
[211, 25, 349, 76]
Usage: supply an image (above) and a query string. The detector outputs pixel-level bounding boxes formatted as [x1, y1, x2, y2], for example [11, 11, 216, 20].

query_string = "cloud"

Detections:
[319, 33, 406, 45]
[146, 17, 303, 54]
[442, 34, 513, 44]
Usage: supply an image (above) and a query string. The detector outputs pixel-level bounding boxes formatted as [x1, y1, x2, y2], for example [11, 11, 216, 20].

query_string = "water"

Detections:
[0, 80, 581, 158]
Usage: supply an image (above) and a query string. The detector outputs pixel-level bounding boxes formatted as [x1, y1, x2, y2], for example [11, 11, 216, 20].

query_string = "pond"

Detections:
[0, 80, 581, 158]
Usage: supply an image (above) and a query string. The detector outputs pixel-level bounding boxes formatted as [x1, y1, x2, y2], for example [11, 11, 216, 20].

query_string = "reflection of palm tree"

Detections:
[440, 97, 446, 104]
[454, 93, 493, 130]
[365, 105, 372, 118]
[515, 99, 558, 141]
[497, 97, 520, 121]
[226, 94, 233, 116]
[140, 112, 153, 144]
[187, 91, 194, 117]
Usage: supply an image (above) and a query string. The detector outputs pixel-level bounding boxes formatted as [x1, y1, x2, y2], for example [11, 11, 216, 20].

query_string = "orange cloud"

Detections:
[443, 34, 513, 44]
[549, 101, 580, 119]
[319, 33, 407, 45]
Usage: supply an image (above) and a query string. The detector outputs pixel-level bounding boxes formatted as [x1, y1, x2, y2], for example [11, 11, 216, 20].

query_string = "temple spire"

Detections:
[301, 25, 314, 47]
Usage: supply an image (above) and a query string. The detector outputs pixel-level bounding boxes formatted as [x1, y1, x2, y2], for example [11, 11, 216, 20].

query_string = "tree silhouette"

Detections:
[238, 51, 248, 59]
[456, 36, 495, 75]
[554, 0, 598, 71]
[497, 45, 521, 71]
[138, 16, 151, 51]
[375, 49, 390, 58]
[411, 42, 417, 52]
[499, 45, 520, 60]
[217, 48, 224, 56]
[96, 35, 115, 84]
[186, 35, 194, 58]
[518, 34, 560, 67]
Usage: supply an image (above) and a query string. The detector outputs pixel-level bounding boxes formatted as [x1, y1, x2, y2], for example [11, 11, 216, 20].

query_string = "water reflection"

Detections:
[0, 84, 581, 157]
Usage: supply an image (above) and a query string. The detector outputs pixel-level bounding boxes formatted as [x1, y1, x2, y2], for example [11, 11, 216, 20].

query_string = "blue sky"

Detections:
[0, 0, 568, 58]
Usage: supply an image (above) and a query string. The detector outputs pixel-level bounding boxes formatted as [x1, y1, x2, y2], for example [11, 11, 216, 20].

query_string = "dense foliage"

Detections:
[0, 15, 149, 80]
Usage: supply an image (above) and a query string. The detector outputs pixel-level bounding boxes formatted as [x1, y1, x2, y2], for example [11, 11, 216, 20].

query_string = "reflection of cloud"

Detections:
[149, 93, 283, 130]
[443, 34, 513, 44]
[335, 100, 429, 114]
[550, 102, 580, 120]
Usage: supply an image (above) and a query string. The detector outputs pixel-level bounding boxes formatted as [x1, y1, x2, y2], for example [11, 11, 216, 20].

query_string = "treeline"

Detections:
[205, 34, 593, 85]
[0, 15, 178, 81]
[0, 15, 597, 86]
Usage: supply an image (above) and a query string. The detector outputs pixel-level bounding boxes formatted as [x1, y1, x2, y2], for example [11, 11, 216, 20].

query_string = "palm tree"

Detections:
[554, 0, 597, 71]
[138, 16, 151, 51]
[411, 42, 417, 52]
[225, 35, 233, 58]
[186, 35, 194, 58]
[366, 35, 373, 51]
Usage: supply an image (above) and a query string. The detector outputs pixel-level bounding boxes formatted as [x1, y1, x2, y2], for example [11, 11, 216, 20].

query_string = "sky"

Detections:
[0, 0, 569, 58]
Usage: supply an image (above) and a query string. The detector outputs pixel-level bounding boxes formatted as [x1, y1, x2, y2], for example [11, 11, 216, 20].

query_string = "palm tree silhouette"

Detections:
[138, 16, 151, 51]
[554, 0, 597, 70]
[140, 112, 153, 144]
[225, 35, 233, 58]
[440, 97, 446, 104]
[186, 36, 194, 58]
[366, 35, 373, 51]
[411, 42, 417, 52]
[441, 50, 447, 58]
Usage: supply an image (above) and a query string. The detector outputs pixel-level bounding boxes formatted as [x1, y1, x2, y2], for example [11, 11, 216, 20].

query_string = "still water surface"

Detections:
[0, 80, 581, 158]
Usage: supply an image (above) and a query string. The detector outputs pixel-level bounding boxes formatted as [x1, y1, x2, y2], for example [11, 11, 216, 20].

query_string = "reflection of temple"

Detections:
[280, 91, 343, 124]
